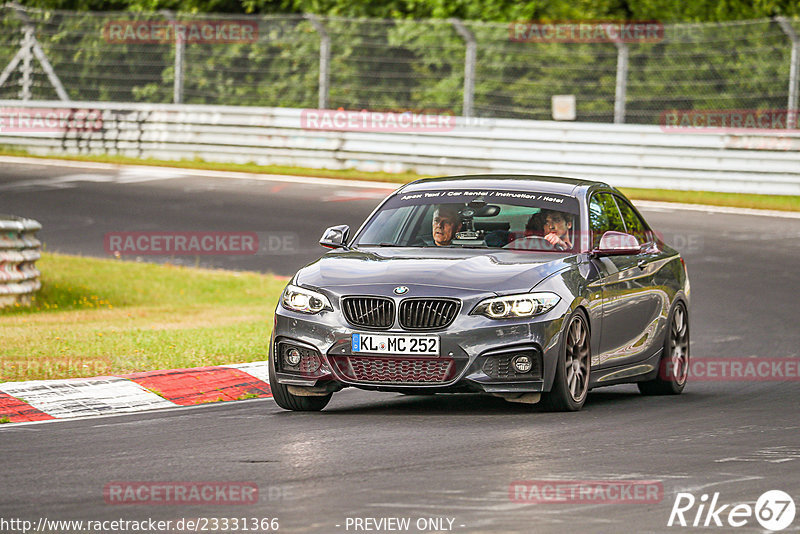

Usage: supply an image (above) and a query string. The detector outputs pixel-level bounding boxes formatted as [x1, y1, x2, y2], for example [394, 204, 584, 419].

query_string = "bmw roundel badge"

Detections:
[394, 286, 409, 295]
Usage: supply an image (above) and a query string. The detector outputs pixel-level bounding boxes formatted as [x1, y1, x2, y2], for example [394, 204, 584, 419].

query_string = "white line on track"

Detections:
[0, 155, 400, 190]
[0, 173, 117, 191]
[115, 167, 187, 183]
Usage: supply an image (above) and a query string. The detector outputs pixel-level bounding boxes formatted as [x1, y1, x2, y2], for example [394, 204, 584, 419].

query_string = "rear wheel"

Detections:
[638, 301, 689, 395]
[541, 310, 591, 412]
[268, 355, 332, 411]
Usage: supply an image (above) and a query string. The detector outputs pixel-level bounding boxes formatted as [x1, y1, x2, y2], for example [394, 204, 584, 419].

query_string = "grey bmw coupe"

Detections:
[269, 175, 690, 411]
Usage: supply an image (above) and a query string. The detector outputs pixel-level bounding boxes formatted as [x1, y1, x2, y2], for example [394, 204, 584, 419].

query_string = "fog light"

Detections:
[285, 348, 302, 367]
[512, 354, 533, 373]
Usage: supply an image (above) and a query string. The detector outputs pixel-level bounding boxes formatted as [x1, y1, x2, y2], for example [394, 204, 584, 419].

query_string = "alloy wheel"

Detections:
[565, 315, 590, 402]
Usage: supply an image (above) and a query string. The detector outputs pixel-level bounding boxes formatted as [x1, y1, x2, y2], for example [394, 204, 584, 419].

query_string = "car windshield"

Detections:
[354, 189, 581, 252]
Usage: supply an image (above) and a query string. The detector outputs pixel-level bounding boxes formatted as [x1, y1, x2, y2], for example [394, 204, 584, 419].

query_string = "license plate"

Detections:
[351, 333, 439, 356]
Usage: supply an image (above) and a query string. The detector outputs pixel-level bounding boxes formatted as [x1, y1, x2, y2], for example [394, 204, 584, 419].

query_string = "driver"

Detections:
[526, 209, 573, 250]
[432, 204, 462, 246]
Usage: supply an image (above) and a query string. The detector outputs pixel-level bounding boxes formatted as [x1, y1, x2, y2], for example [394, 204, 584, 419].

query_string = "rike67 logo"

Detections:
[668, 490, 796, 531]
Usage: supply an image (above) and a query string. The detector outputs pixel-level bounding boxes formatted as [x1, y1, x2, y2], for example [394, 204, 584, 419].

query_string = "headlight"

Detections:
[471, 292, 561, 319]
[281, 284, 332, 314]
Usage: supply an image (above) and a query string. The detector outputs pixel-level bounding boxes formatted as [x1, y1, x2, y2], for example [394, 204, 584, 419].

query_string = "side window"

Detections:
[615, 198, 651, 245]
[589, 193, 625, 248]
[406, 205, 435, 244]
[357, 206, 415, 245]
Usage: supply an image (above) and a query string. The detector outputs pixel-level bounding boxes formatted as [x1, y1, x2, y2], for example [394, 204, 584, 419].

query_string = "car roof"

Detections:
[398, 174, 610, 197]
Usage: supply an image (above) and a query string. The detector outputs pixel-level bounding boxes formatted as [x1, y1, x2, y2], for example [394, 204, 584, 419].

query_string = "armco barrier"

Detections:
[0, 215, 42, 308]
[1, 101, 799, 195]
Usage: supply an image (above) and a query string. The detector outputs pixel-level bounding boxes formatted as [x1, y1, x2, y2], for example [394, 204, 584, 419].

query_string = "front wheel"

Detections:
[638, 301, 689, 395]
[541, 310, 591, 412]
[268, 355, 332, 411]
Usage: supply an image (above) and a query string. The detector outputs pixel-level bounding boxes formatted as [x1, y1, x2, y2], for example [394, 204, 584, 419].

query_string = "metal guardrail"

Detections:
[1, 101, 799, 195]
[0, 214, 41, 308]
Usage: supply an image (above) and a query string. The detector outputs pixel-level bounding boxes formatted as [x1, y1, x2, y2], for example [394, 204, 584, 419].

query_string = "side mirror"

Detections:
[593, 231, 641, 256]
[319, 225, 350, 249]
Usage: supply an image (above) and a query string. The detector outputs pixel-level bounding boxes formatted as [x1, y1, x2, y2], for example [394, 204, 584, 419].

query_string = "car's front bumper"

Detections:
[270, 302, 568, 395]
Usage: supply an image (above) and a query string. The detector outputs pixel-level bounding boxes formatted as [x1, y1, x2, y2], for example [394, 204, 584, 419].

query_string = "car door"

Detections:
[589, 192, 665, 369]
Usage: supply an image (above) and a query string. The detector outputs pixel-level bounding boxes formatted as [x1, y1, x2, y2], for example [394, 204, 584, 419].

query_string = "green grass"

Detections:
[0, 253, 286, 382]
[1, 145, 797, 212]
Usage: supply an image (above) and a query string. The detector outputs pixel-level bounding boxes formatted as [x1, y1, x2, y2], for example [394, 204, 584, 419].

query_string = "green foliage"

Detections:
[2, 5, 798, 124]
[14, 0, 800, 20]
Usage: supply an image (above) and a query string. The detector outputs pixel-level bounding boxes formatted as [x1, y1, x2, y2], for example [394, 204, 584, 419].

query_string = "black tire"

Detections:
[541, 310, 591, 412]
[638, 301, 689, 395]
[268, 355, 332, 411]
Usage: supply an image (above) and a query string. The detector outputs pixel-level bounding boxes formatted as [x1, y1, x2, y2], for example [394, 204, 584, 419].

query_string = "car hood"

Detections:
[294, 247, 575, 294]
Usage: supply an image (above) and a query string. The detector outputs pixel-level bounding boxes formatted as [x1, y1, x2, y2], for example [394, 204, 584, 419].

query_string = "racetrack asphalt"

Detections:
[1, 158, 799, 533]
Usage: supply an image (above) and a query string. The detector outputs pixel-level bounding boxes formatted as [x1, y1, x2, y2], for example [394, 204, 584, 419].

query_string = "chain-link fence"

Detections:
[1, 4, 799, 126]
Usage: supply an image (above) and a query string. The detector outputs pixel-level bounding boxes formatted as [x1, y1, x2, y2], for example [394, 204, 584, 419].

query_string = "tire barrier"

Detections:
[0, 215, 42, 308]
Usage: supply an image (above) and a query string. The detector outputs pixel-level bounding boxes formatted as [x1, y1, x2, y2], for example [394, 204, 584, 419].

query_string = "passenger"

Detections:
[526, 209, 574, 250]
[432, 204, 462, 246]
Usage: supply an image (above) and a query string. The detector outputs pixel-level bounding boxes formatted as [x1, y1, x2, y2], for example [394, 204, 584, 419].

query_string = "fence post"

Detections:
[613, 41, 628, 124]
[776, 17, 799, 129]
[450, 18, 476, 118]
[20, 27, 32, 101]
[174, 37, 185, 104]
[306, 14, 330, 110]
[160, 10, 184, 104]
